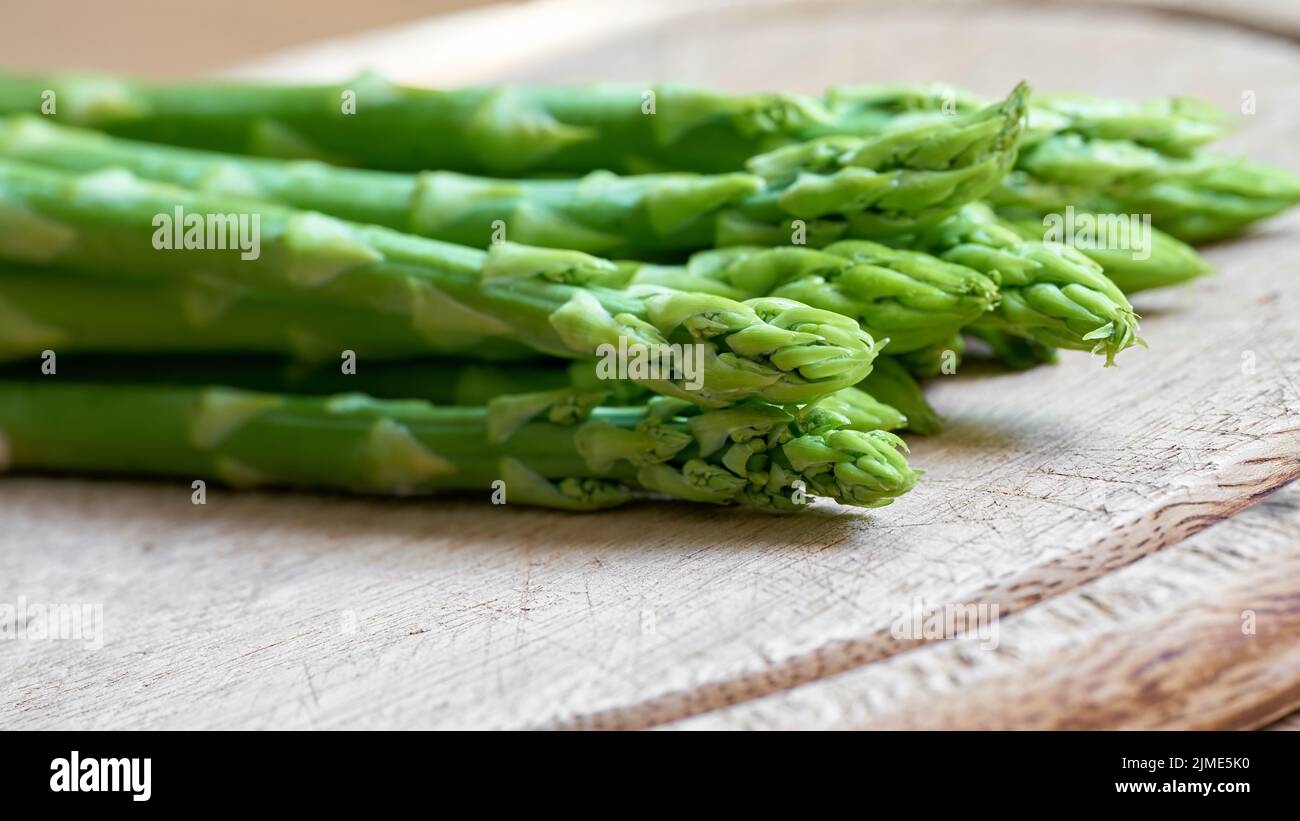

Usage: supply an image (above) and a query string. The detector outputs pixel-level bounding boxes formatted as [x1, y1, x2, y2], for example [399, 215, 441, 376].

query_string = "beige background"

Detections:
[0, 0, 492, 76]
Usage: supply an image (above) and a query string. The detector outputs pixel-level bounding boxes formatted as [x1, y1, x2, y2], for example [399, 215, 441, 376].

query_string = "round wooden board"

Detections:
[4, 0, 1299, 730]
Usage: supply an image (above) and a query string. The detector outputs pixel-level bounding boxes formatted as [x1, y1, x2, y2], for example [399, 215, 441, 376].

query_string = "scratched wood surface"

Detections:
[673, 481, 1300, 729]
[2, 0, 1299, 730]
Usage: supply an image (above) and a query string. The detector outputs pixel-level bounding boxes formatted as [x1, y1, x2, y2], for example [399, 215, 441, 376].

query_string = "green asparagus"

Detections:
[641, 204, 1143, 362]
[0, 161, 881, 407]
[0, 352, 909, 434]
[0, 74, 841, 174]
[0, 156, 1052, 377]
[736, 84, 1026, 237]
[809, 84, 1300, 241]
[0, 89, 1024, 258]
[989, 151, 1300, 243]
[895, 204, 1141, 363]
[0, 72, 1026, 178]
[0, 381, 918, 512]
[0, 129, 1065, 360]
[998, 214, 1210, 293]
[0, 267, 539, 362]
[0, 353, 575, 403]
[7, 72, 1290, 240]
[630, 242, 1000, 354]
[819, 84, 1226, 155]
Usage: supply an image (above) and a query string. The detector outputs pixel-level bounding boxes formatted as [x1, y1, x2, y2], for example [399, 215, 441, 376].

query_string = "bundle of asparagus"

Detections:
[0, 71, 1294, 512]
[0, 86, 1027, 259]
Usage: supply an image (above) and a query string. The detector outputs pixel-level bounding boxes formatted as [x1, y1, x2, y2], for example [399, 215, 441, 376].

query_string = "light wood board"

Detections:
[2, 0, 1298, 729]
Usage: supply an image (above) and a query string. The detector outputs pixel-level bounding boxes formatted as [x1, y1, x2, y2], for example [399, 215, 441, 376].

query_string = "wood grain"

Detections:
[1265, 710, 1300, 730]
[2, 0, 1299, 730]
[864, 564, 1300, 731]
[674, 482, 1300, 729]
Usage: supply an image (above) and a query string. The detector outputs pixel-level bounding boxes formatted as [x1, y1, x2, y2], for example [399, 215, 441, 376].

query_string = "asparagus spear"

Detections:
[630, 242, 1000, 355]
[735, 84, 1026, 236]
[0, 87, 1024, 257]
[820, 84, 1226, 154]
[997, 214, 1210, 293]
[896, 204, 1141, 364]
[0, 133, 1053, 358]
[0, 352, 909, 434]
[0, 74, 837, 174]
[797, 385, 907, 434]
[0, 153, 1055, 374]
[0, 353, 579, 404]
[990, 152, 1300, 243]
[0, 162, 880, 408]
[816, 84, 1300, 241]
[0, 381, 918, 512]
[0, 72, 1030, 178]
[0, 268, 540, 362]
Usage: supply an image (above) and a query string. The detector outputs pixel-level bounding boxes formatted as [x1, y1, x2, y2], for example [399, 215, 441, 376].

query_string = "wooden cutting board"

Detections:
[3, 0, 1299, 730]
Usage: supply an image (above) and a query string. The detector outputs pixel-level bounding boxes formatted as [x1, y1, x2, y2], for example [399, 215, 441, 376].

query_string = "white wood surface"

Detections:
[2, 0, 1298, 729]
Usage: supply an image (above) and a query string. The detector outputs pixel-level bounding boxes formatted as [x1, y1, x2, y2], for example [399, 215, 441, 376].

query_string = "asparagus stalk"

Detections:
[0, 72, 1029, 178]
[0, 352, 909, 434]
[0, 353, 579, 404]
[820, 84, 1227, 155]
[997, 214, 1210, 293]
[0, 74, 841, 174]
[0, 381, 918, 512]
[796, 385, 907, 434]
[990, 153, 1300, 243]
[0, 161, 880, 407]
[735, 84, 1026, 236]
[628, 242, 1000, 355]
[896, 204, 1141, 364]
[814, 84, 1300, 241]
[0, 88, 1024, 258]
[0, 268, 541, 361]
